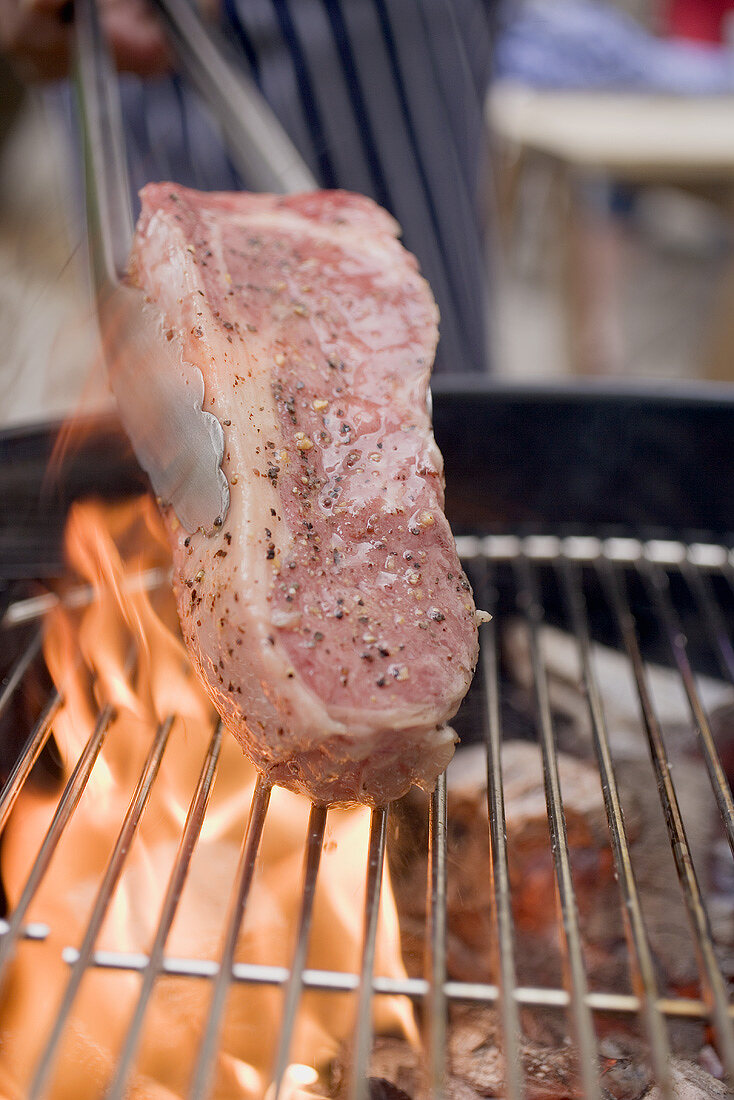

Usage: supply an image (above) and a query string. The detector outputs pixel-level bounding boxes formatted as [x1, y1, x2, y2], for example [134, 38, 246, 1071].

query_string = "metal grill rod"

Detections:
[425, 771, 448, 1098]
[558, 559, 673, 1100]
[1, 568, 169, 629]
[638, 557, 734, 859]
[515, 556, 601, 1100]
[272, 803, 328, 1100]
[0, 701, 116, 988]
[0, 918, 48, 941]
[0, 626, 55, 855]
[0, 689, 61, 835]
[453, 534, 734, 568]
[348, 806, 388, 1100]
[478, 560, 524, 1100]
[0, 604, 144, 836]
[50, 947, 734, 1021]
[106, 720, 223, 1100]
[29, 713, 174, 1100]
[188, 775, 271, 1100]
[599, 559, 734, 1081]
[681, 554, 734, 684]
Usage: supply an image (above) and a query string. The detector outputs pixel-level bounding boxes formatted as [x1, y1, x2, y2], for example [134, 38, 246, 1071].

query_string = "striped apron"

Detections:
[114, 0, 496, 373]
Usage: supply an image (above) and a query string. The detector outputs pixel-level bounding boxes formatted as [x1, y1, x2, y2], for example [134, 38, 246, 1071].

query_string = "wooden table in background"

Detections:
[488, 83, 734, 379]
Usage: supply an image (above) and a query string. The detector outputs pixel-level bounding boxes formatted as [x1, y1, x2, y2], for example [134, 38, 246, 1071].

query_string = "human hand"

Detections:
[0, 0, 171, 82]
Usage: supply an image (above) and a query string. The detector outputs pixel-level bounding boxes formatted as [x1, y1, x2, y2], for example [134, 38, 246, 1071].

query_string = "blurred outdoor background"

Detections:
[3, 0, 734, 430]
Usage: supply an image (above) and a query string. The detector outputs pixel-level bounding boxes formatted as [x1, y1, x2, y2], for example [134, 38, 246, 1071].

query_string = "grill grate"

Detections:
[0, 534, 733, 1099]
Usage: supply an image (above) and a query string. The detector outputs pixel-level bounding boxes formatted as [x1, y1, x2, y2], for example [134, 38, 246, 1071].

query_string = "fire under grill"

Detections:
[0, 524, 733, 1100]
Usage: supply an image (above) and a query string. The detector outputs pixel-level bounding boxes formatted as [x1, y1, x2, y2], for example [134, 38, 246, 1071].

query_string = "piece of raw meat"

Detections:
[129, 183, 479, 804]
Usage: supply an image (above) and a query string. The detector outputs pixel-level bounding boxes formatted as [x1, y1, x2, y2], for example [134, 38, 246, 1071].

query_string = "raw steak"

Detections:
[129, 183, 479, 804]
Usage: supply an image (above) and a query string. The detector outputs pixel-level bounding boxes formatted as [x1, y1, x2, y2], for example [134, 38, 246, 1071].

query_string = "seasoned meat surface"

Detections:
[130, 183, 478, 804]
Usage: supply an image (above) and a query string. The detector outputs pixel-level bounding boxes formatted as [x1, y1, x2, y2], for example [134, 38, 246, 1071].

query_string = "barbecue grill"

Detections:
[3, 0, 734, 1090]
[0, 382, 732, 1100]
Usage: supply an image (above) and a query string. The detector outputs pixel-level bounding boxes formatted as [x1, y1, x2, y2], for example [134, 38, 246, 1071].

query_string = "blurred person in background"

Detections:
[495, 0, 734, 93]
[666, 0, 734, 44]
[495, 0, 734, 375]
[0, 0, 498, 376]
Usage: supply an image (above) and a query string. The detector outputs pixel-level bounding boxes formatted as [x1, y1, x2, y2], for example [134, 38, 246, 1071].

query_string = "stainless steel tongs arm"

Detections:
[72, 0, 316, 536]
[74, 0, 135, 289]
[148, 0, 317, 194]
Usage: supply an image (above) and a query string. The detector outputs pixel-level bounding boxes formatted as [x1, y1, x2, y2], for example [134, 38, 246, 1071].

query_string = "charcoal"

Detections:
[502, 621, 734, 764]
[646, 1059, 731, 1100]
[368, 1078, 413, 1100]
[498, 622, 734, 995]
[448, 1006, 582, 1099]
[598, 1036, 652, 1099]
[332, 1015, 727, 1100]
[389, 740, 622, 990]
[366, 621, 734, 1100]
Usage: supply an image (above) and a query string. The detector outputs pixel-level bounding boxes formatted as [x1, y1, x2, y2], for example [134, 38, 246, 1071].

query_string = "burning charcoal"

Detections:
[451, 741, 613, 849]
[368, 1077, 413, 1100]
[329, 1040, 420, 1100]
[646, 1059, 731, 1100]
[598, 1036, 652, 1099]
[389, 741, 620, 990]
[503, 621, 734, 763]
[449, 1006, 582, 1099]
[340, 1008, 582, 1099]
[613, 755, 729, 999]
[451, 742, 625, 990]
[501, 622, 734, 999]
[350, 1036, 481, 1100]
[333, 1010, 728, 1100]
[598, 1036, 726, 1100]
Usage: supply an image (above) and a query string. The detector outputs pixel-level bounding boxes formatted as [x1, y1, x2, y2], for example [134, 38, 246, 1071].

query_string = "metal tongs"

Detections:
[73, 0, 316, 533]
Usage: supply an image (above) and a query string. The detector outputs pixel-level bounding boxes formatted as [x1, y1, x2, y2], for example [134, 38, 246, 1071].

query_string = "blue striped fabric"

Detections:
[115, 0, 496, 373]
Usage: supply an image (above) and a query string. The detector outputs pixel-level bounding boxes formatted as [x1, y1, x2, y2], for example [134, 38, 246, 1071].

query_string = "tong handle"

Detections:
[148, 0, 317, 194]
[73, 0, 134, 287]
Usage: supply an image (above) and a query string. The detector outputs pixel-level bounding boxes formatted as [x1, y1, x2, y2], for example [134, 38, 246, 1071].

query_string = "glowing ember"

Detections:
[0, 497, 416, 1098]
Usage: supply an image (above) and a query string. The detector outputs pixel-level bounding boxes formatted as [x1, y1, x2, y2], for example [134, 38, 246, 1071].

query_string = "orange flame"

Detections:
[0, 496, 416, 1098]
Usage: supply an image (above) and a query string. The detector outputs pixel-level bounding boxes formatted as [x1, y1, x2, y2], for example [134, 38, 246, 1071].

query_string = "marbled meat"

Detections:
[129, 183, 479, 804]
